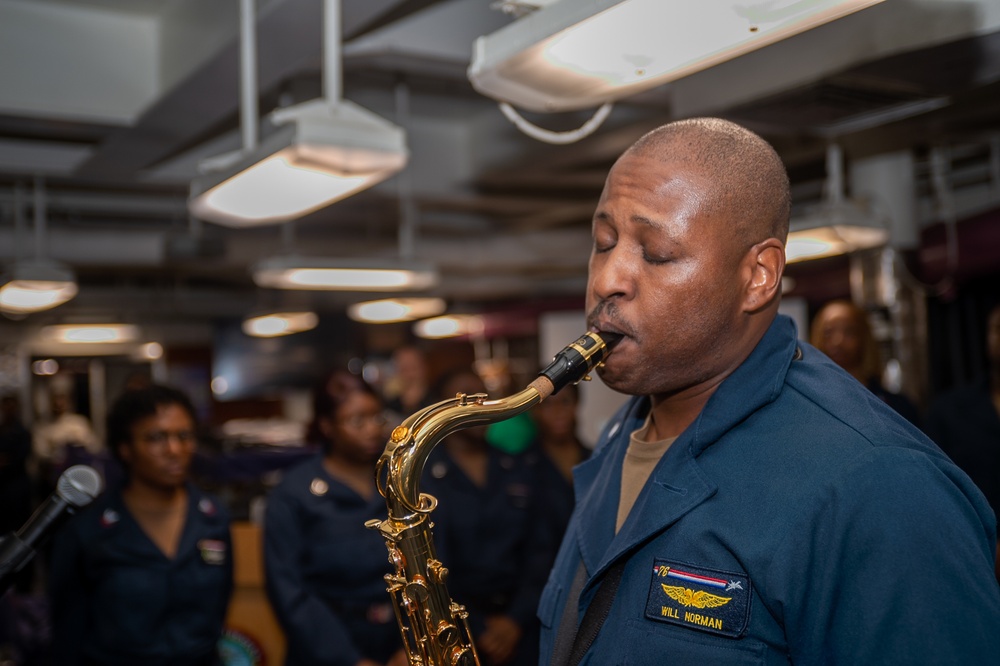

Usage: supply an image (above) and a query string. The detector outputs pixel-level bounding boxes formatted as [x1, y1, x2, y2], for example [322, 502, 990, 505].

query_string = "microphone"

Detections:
[0, 465, 103, 595]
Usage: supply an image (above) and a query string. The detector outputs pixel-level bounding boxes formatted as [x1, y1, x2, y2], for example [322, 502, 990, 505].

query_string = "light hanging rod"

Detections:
[825, 143, 845, 206]
[324, 0, 342, 103]
[395, 80, 416, 261]
[240, 0, 258, 152]
[34, 176, 47, 260]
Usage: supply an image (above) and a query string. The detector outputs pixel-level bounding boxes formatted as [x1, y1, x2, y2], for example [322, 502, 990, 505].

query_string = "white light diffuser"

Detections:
[347, 298, 446, 323]
[189, 100, 407, 227]
[253, 256, 438, 292]
[786, 201, 889, 263]
[242, 311, 319, 337]
[40, 324, 140, 344]
[0, 260, 78, 314]
[469, 0, 886, 112]
[413, 315, 484, 339]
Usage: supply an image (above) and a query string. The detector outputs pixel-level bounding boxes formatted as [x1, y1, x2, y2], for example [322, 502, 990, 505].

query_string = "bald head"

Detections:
[627, 118, 791, 254]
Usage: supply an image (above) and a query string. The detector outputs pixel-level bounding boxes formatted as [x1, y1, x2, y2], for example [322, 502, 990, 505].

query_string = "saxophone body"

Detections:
[366, 331, 619, 666]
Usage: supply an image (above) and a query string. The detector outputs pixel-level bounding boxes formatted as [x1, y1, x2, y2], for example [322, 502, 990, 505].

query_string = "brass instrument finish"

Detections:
[367, 331, 619, 666]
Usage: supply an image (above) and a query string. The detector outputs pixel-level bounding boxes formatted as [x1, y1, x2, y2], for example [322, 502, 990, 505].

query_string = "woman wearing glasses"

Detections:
[49, 384, 233, 666]
[264, 370, 404, 666]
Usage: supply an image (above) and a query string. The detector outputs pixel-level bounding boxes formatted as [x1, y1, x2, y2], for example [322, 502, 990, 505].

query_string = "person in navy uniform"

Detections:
[525, 381, 589, 574]
[809, 299, 922, 428]
[926, 302, 1000, 581]
[49, 383, 233, 666]
[539, 118, 1000, 665]
[422, 368, 552, 666]
[264, 371, 404, 666]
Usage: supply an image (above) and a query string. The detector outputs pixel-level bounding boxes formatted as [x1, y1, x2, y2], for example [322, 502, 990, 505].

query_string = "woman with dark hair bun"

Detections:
[264, 370, 404, 666]
[49, 383, 233, 666]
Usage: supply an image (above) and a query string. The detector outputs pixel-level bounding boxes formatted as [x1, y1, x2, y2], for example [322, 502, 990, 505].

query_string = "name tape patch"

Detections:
[644, 559, 751, 638]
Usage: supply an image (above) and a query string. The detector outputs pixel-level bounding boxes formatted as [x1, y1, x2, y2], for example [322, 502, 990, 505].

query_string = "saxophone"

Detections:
[366, 331, 620, 666]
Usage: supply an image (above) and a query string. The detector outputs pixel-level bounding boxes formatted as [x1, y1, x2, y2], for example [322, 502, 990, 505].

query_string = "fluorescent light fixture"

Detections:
[469, 0, 886, 112]
[347, 297, 446, 323]
[189, 99, 407, 227]
[0, 260, 78, 314]
[242, 311, 319, 337]
[786, 201, 889, 263]
[253, 256, 438, 292]
[413, 315, 484, 340]
[40, 324, 140, 344]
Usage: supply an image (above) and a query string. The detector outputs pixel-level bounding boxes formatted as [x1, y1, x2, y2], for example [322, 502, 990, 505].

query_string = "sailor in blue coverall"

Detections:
[264, 371, 402, 666]
[49, 384, 232, 666]
[49, 484, 233, 666]
[264, 455, 401, 665]
[422, 369, 555, 666]
[539, 118, 1000, 665]
[540, 315, 1000, 664]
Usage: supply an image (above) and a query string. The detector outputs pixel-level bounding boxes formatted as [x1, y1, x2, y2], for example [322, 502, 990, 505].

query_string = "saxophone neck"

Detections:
[381, 385, 543, 513]
[378, 330, 621, 515]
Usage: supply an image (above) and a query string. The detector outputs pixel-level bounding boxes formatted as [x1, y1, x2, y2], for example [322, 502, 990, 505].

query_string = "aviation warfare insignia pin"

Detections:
[645, 559, 751, 638]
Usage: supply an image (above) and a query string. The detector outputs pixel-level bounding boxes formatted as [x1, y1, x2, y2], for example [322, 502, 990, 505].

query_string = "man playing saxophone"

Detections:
[539, 118, 1000, 665]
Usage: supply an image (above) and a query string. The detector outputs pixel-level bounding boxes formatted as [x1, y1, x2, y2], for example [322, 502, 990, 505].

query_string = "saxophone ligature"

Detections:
[366, 331, 620, 666]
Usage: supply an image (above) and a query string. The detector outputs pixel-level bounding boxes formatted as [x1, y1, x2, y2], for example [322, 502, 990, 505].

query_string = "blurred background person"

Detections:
[383, 344, 433, 424]
[810, 299, 922, 427]
[48, 384, 233, 666]
[264, 371, 403, 666]
[0, 393, 32, 543]
[477, 359, 536, 456]
[422, 368, 550, 666]
[32, 388, 100, 496]
[527, 381, 588, 562]
[926, 302, 1000, 580]
[0, 392, 40, 664]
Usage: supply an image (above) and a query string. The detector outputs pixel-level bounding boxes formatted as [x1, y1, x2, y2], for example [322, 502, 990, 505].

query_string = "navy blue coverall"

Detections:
[49, 484, 233, 666]
[539, 315, 1000, 665]
[263, 455, 400, 666]
[423, 445, 556, 666]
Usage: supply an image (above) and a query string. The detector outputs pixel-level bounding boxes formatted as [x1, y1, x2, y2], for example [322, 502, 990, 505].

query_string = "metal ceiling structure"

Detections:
[1, 0, 998, 350]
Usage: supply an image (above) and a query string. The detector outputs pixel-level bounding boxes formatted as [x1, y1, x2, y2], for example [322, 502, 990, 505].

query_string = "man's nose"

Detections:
[589, 249, 634, 302]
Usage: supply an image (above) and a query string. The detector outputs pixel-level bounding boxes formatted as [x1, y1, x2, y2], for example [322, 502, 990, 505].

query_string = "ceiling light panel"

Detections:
[253, 256, 438, 292]
[347, 297, 446, 323]
[469, 0, 886, 112]
[189, 100, 407, 227]
[242, 311, 319, 337]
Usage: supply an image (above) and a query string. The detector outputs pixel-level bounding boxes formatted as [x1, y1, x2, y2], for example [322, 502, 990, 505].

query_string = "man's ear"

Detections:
[743, 238, 785, 313]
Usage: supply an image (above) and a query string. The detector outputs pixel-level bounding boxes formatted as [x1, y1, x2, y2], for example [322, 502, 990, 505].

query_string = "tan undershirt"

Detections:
[617, 416, 677, 533]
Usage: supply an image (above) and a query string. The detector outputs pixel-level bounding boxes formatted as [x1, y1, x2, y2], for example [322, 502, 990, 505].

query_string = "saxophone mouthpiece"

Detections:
[539, 330, 621, 395]
[596, 331, 623, 349]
